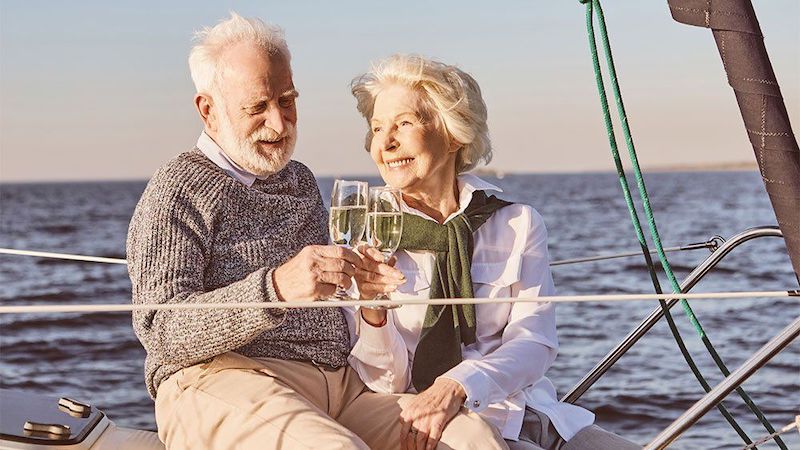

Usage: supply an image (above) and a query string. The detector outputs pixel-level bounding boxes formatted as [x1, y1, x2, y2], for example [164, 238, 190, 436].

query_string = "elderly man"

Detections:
[127, 13, 506, 450]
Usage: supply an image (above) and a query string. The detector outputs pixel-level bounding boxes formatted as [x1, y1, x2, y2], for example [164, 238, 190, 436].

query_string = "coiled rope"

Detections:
[579, 0, 785, 447]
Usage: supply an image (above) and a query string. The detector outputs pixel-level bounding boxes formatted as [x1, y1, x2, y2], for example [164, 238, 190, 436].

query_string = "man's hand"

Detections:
[272, 245, 362, 302]
[399, 378, 467, 450]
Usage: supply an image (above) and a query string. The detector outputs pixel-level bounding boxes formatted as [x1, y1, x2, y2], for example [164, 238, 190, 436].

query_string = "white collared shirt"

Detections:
[346, 174, 595, 441]
[196, 131, 266, 186]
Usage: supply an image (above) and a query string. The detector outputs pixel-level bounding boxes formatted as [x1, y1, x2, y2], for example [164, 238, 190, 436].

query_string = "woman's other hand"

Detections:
[354, 245, 405, 326]
[399, 378, 467, 450]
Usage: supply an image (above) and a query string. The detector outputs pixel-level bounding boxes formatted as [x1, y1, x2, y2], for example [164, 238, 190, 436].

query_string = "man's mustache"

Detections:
[249, 125, 294, 143]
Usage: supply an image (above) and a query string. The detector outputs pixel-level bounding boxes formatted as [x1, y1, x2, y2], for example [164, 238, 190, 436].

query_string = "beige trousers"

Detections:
[506, 408, 640, 450]
[155, 352, 507, 450]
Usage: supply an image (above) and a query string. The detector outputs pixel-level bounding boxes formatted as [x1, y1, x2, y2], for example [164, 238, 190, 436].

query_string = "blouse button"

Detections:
[472, 400, 481, 408]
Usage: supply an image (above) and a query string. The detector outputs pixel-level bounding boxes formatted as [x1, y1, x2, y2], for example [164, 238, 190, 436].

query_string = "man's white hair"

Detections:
[189, 12, 290, 94]
[351, 54, 492, 174]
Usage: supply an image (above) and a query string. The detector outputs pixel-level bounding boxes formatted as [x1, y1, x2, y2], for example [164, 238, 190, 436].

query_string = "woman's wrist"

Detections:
[435, 378, 467, 404]
[361, 308, 387, 327]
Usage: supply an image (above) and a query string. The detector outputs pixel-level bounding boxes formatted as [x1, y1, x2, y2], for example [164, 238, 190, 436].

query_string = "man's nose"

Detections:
[264, 106, 288, 136]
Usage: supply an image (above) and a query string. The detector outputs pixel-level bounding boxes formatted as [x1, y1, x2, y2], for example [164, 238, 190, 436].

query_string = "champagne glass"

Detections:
[366, 186, 403, 303]
[329, 179, 368, 299]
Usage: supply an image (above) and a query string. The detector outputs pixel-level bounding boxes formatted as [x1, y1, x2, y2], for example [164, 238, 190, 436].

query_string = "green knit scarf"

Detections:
[397, 190, 511, 391]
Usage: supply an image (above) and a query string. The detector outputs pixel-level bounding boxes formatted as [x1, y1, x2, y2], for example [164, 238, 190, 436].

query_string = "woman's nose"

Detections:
[379, 131, 398, 152]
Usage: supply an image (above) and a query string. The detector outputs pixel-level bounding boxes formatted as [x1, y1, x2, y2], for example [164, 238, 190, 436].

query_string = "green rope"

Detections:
[581, 3, 752, 445]
[581, 1, 786, 448]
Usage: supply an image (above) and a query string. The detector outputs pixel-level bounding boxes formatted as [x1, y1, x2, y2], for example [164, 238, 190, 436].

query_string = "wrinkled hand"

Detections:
[353, 245, 405, 326]
[354, 244, 405, 300]
[272, 245, 362, 302]
[399, 378, 466, 450]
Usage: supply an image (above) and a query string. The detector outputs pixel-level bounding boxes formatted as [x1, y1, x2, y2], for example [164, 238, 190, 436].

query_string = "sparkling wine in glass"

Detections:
[366, 186, 403, 303]
[329, 179, 368, 299]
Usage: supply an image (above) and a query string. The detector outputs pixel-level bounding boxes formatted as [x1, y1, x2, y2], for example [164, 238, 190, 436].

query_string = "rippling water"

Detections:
[1, 171, 798, 449]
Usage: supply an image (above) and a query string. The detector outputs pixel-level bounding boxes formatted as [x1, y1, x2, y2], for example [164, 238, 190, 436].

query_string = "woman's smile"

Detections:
[386, 157, 415, 169]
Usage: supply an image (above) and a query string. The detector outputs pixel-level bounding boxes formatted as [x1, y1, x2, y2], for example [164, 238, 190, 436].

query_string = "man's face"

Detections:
[213, 42, 298, 176]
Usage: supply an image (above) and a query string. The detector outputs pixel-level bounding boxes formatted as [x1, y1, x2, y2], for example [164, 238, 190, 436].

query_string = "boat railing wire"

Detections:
[0, 289, 797, 314]
[0, 235, 722, 268]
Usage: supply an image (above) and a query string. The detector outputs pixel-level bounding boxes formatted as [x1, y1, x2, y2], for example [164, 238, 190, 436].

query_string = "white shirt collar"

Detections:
[196, 131, 264, 187]
[401, 173, 503, 223]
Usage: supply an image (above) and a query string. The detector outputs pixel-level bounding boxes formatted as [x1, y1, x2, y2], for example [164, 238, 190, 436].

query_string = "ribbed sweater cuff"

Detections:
[263, 268, 288, 312]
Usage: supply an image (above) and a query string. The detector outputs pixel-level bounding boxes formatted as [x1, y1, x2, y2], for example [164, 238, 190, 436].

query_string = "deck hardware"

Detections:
[58, 397, 91, 417]
[23, 421, 71, 438]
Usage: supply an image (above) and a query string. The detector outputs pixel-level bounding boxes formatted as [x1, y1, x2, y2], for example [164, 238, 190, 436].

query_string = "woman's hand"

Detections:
[399, 378, 466, 450]
[353, 244, 405, 300]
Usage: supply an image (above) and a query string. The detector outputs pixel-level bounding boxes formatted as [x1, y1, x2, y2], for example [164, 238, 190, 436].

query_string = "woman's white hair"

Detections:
[351, 54, 492, 173]
[189, 12, 290, 94]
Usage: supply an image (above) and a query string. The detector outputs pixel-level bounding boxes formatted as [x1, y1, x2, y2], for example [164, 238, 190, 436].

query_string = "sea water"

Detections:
[1, 171, 797, 449]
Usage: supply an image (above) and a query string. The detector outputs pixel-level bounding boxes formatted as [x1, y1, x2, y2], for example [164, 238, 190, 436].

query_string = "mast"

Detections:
[668, 0, 800, 282]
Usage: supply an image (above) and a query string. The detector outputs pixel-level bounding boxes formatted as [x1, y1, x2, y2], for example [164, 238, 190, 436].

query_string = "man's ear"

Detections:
[195, 93, 218, 132]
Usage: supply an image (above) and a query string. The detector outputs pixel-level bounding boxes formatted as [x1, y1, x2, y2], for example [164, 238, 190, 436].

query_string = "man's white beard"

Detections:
[216, 108, 296, 177]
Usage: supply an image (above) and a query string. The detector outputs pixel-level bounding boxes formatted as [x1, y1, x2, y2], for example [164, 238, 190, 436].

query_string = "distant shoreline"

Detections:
[471, 161, 760, 178]
[641, 161, 759, 173]
[0, 162, 761, 184]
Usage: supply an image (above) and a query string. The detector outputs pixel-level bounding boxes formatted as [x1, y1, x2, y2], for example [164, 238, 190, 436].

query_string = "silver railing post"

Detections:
[562, 226, 784, 403]
[644, 316, 800, 449]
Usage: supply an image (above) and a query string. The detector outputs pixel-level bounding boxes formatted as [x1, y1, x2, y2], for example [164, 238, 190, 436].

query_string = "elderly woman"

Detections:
[348, 54, 639, 450]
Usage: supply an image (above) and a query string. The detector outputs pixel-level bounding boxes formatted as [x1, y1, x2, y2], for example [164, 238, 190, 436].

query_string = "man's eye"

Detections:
[246, 104, 266, 115]
[399, 120, 412, 126]
[372, 126, 382, 133]
[279, 97, 295, 108]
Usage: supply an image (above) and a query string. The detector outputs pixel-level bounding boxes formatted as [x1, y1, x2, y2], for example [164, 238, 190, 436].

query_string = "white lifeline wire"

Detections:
[0, 248, 697, 267]
[0, 248, 127, 265]
[0, 248, 796, 314]
[742, 416, 800, 449]
[0, 290, 795, 314]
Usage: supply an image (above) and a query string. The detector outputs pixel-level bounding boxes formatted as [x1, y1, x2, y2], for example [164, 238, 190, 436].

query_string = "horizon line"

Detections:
[0, 165, 761, 185]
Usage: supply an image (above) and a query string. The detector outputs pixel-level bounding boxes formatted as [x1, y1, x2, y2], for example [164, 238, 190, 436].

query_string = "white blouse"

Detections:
[345, 174, 595, 441]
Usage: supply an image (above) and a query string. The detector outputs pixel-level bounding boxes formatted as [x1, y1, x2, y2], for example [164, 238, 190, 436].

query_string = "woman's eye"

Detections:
[400, 120, 412, 126]
[372, 127, 382, 133]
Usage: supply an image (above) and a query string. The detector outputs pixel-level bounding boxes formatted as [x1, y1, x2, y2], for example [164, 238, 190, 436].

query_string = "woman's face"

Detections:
[369, 84, 458, 196]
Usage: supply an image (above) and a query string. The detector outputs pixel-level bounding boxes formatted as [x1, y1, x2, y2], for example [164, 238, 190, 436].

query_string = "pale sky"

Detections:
[0, 1, 797, 182]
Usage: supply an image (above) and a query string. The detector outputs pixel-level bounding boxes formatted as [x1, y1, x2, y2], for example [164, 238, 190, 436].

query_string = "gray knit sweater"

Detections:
[127, 149, 350, 398]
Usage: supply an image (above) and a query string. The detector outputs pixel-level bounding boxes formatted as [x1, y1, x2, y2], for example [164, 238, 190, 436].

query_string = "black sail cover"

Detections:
[668, 0, 800, 283]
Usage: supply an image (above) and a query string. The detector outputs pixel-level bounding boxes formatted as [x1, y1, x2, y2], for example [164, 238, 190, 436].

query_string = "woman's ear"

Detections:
[448, 139, 462, 154]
